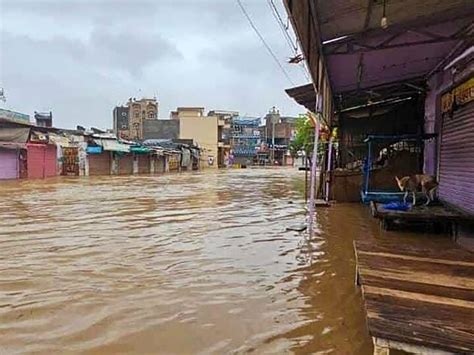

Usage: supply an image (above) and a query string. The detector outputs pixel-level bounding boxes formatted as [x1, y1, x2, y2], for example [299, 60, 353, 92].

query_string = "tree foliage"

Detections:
[290, 115, 314, 157]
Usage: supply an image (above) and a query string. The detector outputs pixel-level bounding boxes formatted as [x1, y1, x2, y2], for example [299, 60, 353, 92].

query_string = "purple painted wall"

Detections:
[0, 149, 19, 179]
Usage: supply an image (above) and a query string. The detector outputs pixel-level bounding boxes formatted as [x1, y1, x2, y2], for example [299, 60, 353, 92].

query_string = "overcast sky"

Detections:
[0, 0, 309, 129]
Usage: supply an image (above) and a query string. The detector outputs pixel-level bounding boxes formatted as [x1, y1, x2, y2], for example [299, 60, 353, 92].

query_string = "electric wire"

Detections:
[236, 0, 295, 86]
[266, 0, 297, 53]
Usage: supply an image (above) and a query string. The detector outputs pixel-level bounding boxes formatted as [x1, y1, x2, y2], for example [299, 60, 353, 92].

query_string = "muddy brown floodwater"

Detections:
[0, 168, 373, 354]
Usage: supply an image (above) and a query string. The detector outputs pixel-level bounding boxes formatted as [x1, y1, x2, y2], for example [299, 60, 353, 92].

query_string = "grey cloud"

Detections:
[1, 29, 182, 77]
[89, 29, 183, 75]
[0, 0, 306, 129]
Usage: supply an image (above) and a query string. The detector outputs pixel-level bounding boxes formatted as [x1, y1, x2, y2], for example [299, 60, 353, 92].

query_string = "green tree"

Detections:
[290, 115, 314, 160]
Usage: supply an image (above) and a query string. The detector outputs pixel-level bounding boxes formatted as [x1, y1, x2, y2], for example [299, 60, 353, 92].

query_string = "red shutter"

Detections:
[44, 144, 57, 177]
[27, 144, 45, 179]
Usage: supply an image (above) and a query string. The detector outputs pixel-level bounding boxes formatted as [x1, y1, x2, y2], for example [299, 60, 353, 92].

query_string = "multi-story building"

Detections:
[177, 107, 231, 168]
[113, 106, 129, 138]
[230, 116, 261, 165]
[170, 107, 205, 120]
[262, 107, 297, 165]
[113, 98, 158, 140]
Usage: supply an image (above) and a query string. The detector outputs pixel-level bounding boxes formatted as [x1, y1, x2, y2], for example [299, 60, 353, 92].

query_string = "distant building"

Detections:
[113, 106, 129, 138]
[177, 107, 231, 168]
[143, 119, 179, 140]
[34, 111, 53, 127]
[262, 107, 297, 165]
[170, 107, 205, 120]
[230, 116, 261, 165]
[112, 97, 159, 140]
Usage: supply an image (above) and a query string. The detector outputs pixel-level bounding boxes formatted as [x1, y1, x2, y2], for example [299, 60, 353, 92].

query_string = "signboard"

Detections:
[441, 77, 474, 113]
[0, 108, 30, 123]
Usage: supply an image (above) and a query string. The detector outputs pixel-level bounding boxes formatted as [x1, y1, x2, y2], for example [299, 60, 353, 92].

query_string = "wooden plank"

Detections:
[363, 285, 474, 309]
[364, 293, 474, 353]
[361, 274, 474, 302]
[355, 240, 474, 263]
[354, 234, 474, 353]
[372, 202, 474, 222]
[357, 253, 474, 286]
[374, 337, 453, 355]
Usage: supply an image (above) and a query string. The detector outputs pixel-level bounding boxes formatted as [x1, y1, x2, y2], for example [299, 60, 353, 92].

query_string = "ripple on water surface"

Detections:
[0, 169, 371, 354]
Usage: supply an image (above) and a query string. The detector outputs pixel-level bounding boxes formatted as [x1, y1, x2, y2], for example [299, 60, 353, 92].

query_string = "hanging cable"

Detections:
[266, 0, 297, 53]
[236, 0, 295, 85]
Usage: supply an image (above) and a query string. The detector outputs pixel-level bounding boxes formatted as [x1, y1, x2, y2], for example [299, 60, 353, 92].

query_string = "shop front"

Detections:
[26, 143, 57, 179]
[439, 76, 474, 213]
[117, 153, 133, 175]
[0, 147, 20, 179]
[87, 146, 111, 176]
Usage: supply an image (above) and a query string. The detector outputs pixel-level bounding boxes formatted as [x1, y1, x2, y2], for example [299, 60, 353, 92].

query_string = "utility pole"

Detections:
[271, 117, 275, 165]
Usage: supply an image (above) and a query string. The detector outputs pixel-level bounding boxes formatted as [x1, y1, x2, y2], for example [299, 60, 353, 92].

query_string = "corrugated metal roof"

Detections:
[286, 0, 474, 109]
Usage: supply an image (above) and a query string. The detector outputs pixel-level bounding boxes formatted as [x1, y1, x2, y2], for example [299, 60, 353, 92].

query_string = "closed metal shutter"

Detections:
[439, 101, 474, 213]
[118, 154, 133, 175]
[27, 144, 46, 179]
[0, 149, 19, 179]
[138, 155, 150, 174]
[44, 144, 57, 177]
[88, 152, 111, 176]
[154, 156, 165, 173]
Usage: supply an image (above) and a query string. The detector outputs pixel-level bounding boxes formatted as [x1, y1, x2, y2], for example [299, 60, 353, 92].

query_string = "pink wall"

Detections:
[0, 150, 19, 179]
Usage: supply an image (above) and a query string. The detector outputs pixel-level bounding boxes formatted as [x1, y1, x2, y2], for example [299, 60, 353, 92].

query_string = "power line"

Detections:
[236, 0, 295, 86]
[266, 0, 297, 53]
[265, 0, 311, 83]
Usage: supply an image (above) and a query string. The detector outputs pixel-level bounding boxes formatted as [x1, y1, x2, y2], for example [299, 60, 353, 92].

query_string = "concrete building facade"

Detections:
[113, 98, 158, 140]
[177, 107, 230, 168]
[143, 119, 179, 140]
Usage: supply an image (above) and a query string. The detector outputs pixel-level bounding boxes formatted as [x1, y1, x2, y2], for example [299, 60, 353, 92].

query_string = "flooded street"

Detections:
[0, 169, 372, 354]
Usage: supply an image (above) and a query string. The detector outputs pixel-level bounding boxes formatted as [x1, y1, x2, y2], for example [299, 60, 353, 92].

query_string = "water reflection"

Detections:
[0, 169, 371, 354]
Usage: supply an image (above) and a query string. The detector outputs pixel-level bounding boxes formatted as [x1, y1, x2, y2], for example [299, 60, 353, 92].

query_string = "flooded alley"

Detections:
[0, 169, 372, 354]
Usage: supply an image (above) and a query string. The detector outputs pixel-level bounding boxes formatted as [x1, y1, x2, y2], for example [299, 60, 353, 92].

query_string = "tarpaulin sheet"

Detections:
[0, 142, 26, 150]
[49, 133, 73, 147]
[0, 127, 30, 143]
[86, 146, 103, 154]
[94, 139, 130, 152]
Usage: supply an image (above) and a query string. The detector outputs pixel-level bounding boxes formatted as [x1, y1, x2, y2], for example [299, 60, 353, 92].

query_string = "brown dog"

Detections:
[395, 175, 438, 206]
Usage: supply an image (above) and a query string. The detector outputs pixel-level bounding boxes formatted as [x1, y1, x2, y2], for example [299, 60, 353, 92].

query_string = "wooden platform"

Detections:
[355, 237, 474, 354]
[370, 201, 473, 233]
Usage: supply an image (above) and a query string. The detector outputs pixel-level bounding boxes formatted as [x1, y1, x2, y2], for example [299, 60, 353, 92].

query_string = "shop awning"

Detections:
[130, 146, 151, 154]
[94, 139, 130, 152]
[285, 0, 474, 109]
[0, 142, 26, 150]
[86, 146, 103, 154]
[0, 127, 30, 143]
[318, 1, 473, 92]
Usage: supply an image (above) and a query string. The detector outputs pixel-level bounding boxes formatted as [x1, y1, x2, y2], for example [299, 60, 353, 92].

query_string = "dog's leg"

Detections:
[424, 192, 430, 206]
[403, 191, 408, 204]
[413, 192, 416, 206]
[429, 187, 436, 204]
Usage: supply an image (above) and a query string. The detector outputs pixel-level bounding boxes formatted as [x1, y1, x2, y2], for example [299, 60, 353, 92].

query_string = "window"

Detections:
[134, 111, 139, 118]
[148, 112, 155, 118]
